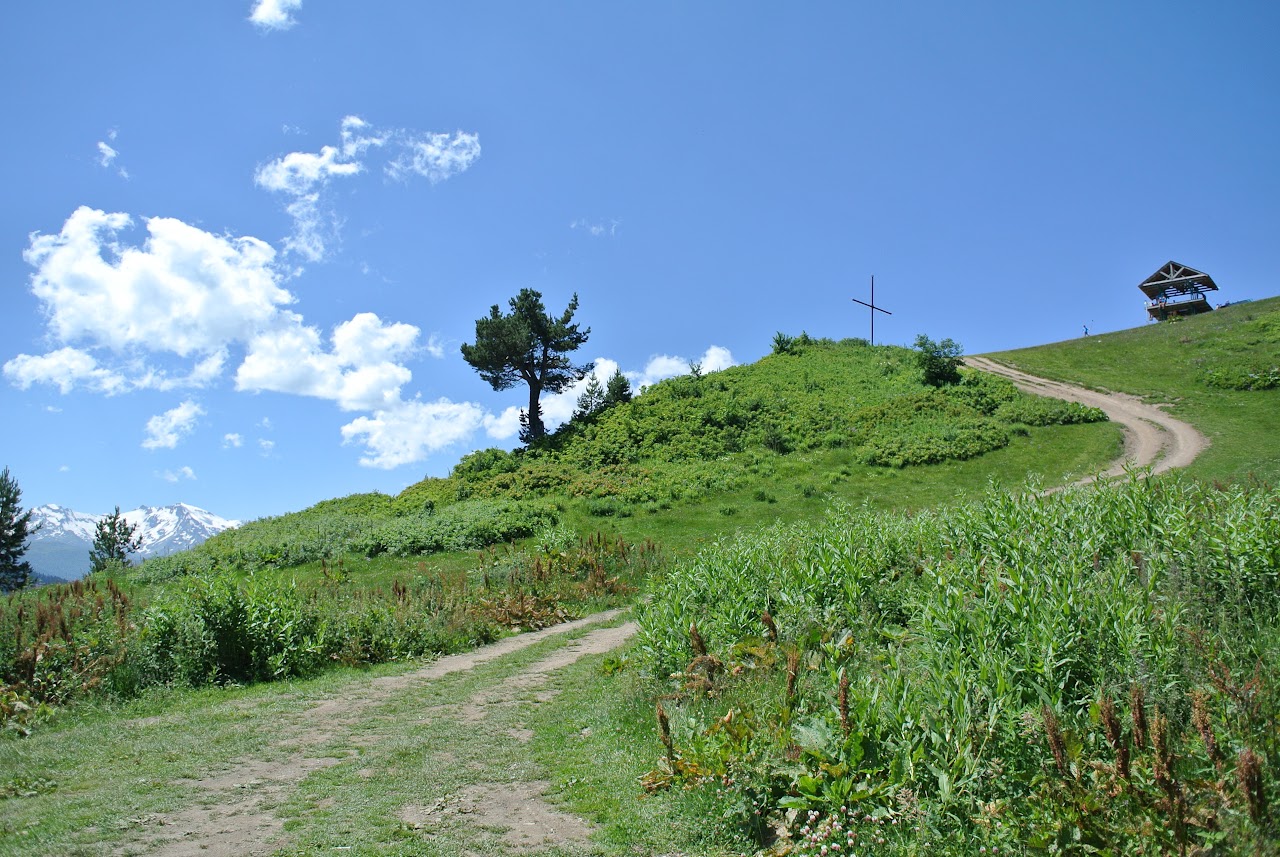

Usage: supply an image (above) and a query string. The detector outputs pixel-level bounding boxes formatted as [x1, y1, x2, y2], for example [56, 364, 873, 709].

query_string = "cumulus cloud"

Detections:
[236, 312, 419, 411]
[143, 400, 204, 450]
[256, 116, 479, 261]
[4, 347, 127, 394]
[341, 398, 487, 469]
[9, 207, 432, 451]
[259, 438, 276, 455]
[160, 466, 197, 483]
[223, 433, 243, 448]
[19, 206, 289, 360]
[249, 0, 302, 30]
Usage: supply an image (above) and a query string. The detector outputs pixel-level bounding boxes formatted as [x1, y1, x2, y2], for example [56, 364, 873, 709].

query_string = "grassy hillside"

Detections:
[141, 336, 1115, 584]
[990, 295, 1280, 483]
[2, 306, 1277, 856]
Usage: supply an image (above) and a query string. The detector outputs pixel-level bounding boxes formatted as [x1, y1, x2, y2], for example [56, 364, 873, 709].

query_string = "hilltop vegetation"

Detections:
[139, 335, 1109, 582]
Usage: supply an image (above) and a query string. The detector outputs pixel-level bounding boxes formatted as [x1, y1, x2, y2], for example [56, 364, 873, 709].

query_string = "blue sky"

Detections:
[3, 2, 1277, 523]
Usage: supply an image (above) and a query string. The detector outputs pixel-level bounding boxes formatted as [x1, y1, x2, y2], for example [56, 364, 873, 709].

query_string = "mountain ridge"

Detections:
[26, 502, 241, 581]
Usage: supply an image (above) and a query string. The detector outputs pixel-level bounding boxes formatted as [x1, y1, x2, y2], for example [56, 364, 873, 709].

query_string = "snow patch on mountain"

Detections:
[26, 503, 241, 580]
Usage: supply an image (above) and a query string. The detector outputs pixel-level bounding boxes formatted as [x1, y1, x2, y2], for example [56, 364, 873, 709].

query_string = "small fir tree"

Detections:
[0, 466, 36, 591]
[573, 374, 607, 422]
[603, 368, 632, 407]
[89, 506, 142, 574]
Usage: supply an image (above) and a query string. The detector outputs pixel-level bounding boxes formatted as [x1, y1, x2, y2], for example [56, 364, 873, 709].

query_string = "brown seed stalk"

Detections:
[1101, 694, 1130, 779]
[1150, 707, 1179, 801]
[1042, 705, 1069, 777]
[1237, 748, 1266, 822]
[1130, 684, 1149, 749]
[689, 622, 707, 658]
[761, 610, 778, 643]
[1190, 690, 1222, 769]
[785, 648, 800, 708]
[656, 700, 674, 766]
[838, 670, 851, 737]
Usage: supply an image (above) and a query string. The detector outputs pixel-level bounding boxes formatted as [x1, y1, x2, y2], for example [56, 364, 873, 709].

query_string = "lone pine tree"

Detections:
[461, 289, 591, 442]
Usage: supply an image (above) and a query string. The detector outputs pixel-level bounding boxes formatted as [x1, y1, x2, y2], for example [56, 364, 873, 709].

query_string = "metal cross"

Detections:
[851, 275, 892, 345]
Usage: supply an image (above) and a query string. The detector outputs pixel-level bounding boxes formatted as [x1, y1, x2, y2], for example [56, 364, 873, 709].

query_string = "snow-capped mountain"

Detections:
[26, 503, 241, 581]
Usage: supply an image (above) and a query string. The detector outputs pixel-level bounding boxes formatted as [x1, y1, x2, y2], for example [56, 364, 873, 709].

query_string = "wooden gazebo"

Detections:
[1140, 261, 1218, 321]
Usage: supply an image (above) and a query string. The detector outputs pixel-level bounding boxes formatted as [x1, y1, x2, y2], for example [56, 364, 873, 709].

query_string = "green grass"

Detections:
[989, 296, 1280, 483]
[4, 300, 1278, 855]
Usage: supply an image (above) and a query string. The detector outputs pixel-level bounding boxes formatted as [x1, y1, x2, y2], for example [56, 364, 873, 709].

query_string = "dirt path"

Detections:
[118, 611, 637, 856]
[964, 356, 1209, 481]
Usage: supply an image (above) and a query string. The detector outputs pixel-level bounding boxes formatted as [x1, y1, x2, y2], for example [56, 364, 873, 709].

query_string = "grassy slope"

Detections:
[3, 306, 1275, 855]
[989, 295, 1280, 483]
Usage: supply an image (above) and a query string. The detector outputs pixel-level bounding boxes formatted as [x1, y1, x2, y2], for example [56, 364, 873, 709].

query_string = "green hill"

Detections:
[2, 302, 1278, 856]
[145, 334, 1116, 582]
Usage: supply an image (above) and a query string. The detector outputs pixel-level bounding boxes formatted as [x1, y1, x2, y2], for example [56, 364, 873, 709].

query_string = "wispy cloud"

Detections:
[160, 466, 197, 483]
[570, 218, 619, 238]
[249, 0, 302, 31]
[143, 400, 204, 450]
[255, 116, 480, 261]
[95, 130, 129, 178]
[222, 433, 243, 449]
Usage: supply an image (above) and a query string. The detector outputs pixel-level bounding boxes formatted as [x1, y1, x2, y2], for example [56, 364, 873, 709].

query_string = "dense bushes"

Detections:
[635, 474, 1280, 852]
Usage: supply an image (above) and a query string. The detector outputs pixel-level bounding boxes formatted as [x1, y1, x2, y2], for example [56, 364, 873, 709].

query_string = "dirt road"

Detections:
[117, 612, 637, 856]
[965, 356, 1209, 481]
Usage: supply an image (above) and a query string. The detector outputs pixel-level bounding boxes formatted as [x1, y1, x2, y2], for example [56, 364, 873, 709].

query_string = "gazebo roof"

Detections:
[1139, 261, 1219, 300]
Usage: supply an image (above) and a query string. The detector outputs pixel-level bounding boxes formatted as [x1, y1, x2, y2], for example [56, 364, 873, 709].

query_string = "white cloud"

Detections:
[249, 0, 301, 30]
[259, 438, 276, 455]
[341, 398, 486, 469]
[236, 312, 418, 411]
[160, 466, 197, 483]
[223, 433, 243, 448]
[634, 346, 736, 389]
[97, 141, 118, 168]
[21, 207, 290, 361]
[3, 347, 127, 394]
[386, 131, 481, 183]
[256, 117, 479, 261]
[143, 400, 204, 450]
[483, 407, 523, 441]
[570, 218, 618, 238]
[424, 334, 445, 359]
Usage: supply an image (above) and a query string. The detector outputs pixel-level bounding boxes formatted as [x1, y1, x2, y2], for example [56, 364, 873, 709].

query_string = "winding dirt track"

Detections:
[964, 356, 1209, 481]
